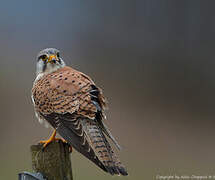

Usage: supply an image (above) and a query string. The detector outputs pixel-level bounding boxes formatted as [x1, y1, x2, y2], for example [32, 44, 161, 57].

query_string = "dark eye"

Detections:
[40, 54, 48, 61]
[56, 52, 60, 58]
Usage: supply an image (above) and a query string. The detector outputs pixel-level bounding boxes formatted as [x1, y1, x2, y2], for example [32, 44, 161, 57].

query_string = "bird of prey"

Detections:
[31, 48, 128, 176]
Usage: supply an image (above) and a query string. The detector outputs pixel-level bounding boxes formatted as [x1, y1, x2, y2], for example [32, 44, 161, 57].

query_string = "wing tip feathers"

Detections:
[104, 165, 128, 176]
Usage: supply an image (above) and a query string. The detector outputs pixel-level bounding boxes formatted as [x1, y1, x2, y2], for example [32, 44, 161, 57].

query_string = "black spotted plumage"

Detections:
[32, 62, 128, 176]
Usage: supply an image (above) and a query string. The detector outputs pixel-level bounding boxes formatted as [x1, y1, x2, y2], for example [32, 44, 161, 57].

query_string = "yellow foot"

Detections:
[39, 130, 57, 148]
[39, 130, 73, 153]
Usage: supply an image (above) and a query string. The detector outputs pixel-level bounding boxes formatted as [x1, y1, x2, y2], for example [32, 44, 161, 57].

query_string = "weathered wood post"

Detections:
[31, 141, 73, 180]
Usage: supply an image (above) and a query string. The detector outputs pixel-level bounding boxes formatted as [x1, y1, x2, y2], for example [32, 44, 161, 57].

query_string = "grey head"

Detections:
[36, 48, 66, 76]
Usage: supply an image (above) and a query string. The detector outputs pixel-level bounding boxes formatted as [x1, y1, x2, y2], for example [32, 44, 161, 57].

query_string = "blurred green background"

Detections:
[1, 0, 215, 179]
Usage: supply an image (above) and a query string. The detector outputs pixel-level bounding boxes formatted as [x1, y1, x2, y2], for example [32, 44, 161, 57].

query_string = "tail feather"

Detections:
[42, 113, 108, 173]
[81, 118, 128, 176]
[42, 112, 128, 176]
[100, 122, 121, 151]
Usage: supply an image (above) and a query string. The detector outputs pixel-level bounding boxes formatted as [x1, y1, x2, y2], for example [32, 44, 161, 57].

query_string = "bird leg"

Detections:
[39, 130, 73, 152]
[39, 129, 57, 148]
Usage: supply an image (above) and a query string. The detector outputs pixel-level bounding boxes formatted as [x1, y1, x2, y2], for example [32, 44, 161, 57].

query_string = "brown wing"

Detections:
[32, 66, 128, 176]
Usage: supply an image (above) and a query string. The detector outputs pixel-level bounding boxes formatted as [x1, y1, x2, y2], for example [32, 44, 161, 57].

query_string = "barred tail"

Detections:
[81, 118, 128, 176]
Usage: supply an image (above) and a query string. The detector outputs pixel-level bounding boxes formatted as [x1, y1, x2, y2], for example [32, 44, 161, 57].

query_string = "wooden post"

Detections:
[31, 141, 73, 180]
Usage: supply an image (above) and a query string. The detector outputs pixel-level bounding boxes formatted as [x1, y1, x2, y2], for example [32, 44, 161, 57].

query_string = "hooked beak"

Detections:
[48, 55, 57, 64]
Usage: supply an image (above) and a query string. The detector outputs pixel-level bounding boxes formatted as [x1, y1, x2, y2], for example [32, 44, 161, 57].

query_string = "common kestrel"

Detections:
[31, 48, 128, 176]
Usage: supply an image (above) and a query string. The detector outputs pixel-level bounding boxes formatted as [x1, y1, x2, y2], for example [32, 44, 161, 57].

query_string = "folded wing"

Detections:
[32, 66, 128, 176]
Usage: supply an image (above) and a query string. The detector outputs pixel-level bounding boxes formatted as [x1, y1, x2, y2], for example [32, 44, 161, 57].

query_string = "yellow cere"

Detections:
[48, 55, 57, 63]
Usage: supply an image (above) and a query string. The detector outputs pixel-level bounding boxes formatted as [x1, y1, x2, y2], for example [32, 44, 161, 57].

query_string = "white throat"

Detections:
[35, 59, 66, 82]
[35, 64, 65, 83]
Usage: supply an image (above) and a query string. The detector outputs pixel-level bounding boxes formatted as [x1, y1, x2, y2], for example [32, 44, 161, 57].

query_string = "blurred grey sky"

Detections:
[1, 0, 215, 179]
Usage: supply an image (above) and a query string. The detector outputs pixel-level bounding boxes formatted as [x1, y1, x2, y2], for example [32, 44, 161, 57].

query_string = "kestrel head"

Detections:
[36, 48, 66, 75]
